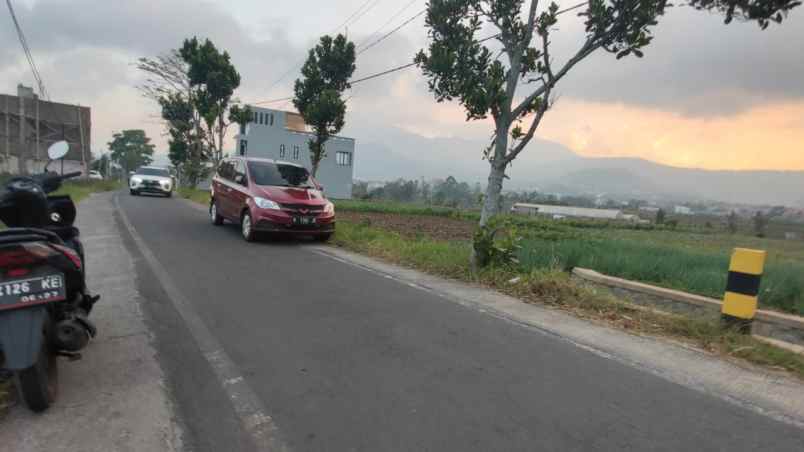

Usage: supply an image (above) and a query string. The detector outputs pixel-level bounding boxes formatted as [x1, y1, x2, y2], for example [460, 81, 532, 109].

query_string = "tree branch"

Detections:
[504, 88, 551, 164]
[511, 35, 600, 119]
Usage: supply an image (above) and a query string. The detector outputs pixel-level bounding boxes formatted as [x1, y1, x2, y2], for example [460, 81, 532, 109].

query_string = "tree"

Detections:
[108, 130, 155, 174]
[688, 0, 800, 28]
[293, 34, 356, 177]
[416, 0, 668, 266]
[656, 208, 666, 225]
[180, 37, 242, 165]
[91, 154, 111, 177]
[753, 211, 769, 237]
[727, 210, 739, 234]
[138, 40, 246, 186]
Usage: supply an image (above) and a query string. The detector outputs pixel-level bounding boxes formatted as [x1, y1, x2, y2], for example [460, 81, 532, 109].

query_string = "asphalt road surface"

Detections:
[117, 193, 804, 452]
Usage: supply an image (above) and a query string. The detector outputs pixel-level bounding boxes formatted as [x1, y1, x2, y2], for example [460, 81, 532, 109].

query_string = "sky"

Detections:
[1, 0, 803, 173]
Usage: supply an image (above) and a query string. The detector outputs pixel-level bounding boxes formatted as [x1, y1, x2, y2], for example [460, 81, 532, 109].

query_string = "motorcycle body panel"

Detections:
[0, 306, 47, 369]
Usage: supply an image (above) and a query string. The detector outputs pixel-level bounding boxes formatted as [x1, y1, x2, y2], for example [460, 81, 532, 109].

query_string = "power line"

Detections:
[351, 62, 416, 85]
[253, 1, 590, 106]
[355, 0, 420, 50]
[264, 0, 384, 93]
[356, 9, 426, 56]
[5, 0, 49, 100]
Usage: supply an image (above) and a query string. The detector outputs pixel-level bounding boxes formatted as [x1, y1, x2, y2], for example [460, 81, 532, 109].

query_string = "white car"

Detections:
[88, 170, 103, 180]
[130, 166, 173, 197]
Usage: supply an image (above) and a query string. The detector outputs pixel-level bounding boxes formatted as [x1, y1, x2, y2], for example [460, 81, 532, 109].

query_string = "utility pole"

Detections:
[17, 91, 26, 175]
[4, 96, 9, 172]
[77, 105, 87, 178]
[35, 95, 40, 168]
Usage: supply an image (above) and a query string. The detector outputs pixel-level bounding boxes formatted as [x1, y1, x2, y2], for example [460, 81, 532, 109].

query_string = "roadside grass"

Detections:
[332, 220, 804, 380]
[183, 194, 804, 314]
[53, 179, 122, 204]
[518, 236, 804, 315]
[178, 187, 211, 206]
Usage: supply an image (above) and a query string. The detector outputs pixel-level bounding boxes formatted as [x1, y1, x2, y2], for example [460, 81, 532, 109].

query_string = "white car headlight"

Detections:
[323, 202, 335, 214]
[253, 197, 280, 210]
[160, 180, 171, 189]
[130, 177, 142, 185]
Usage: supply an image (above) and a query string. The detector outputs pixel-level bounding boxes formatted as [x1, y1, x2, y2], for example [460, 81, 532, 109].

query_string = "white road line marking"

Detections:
[115, 194, 289, 452]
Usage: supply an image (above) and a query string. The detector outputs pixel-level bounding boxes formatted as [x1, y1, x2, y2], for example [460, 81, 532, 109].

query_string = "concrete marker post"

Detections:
[722, 248, 766, 334]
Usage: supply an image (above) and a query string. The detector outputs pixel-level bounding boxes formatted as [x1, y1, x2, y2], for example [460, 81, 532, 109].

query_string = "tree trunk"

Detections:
[472, 121, 510, 269]
[309, 135, 325, 177]
[479, 122, 510, 227]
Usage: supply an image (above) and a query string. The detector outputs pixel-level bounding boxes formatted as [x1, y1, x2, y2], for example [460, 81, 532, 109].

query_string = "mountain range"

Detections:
[354, 127, 804, 207]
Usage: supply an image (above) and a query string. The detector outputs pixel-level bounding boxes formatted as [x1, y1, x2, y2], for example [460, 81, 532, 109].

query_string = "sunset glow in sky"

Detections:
[1, 0, 802, 173]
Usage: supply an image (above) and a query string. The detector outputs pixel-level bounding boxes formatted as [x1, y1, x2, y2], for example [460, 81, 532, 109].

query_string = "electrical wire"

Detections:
[355, 0, 420, 50]
[5, 0, 49, 100]
[253, 1, 590, 106]
[263, 0, 384, 94]
[356, 9, 426, 56]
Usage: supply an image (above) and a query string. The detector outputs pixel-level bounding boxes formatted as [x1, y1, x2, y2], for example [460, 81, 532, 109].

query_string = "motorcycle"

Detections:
[0, 141, 99, 412]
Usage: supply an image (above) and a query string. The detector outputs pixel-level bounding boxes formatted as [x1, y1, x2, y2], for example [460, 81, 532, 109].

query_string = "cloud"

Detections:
[546, 6, 804, 117]
[2, 0, 803, 174]
[538, 98, 804, 170]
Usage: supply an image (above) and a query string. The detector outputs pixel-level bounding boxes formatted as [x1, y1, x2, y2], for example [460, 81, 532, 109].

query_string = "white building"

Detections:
[674, 205, 693, 215]
[235, 106, 355, 199]
[511, 203, 629, 221]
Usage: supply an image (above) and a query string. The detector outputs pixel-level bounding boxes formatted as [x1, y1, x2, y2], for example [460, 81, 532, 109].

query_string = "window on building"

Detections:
[239, 140, 248, 156]
[269, 113, 274, 126]
[279, 144, 286, 159]
[292, 145, 300, 160]
[251, 111, 257, 122]
[259, 112, 264, 124]
[336, 151, 352, 166]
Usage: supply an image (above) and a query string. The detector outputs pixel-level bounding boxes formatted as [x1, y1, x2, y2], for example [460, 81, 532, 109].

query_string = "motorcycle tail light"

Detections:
[0, 243, 49, 267]
[7, 268, 30, 278]
[51, 244, 82, 270]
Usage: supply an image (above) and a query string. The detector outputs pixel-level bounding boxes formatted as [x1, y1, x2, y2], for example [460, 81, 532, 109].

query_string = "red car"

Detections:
[209, 157, 335, 242]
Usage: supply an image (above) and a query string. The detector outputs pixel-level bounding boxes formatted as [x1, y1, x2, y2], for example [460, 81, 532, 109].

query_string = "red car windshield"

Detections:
[247, 161, 315, 188]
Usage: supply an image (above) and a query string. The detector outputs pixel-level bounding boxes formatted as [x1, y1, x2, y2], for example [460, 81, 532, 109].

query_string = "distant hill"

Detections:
[355, 127, 804, 207]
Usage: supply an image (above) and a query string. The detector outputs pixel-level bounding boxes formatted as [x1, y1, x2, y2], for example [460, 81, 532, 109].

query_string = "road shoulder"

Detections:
[0, 192, 182, 452]
[311, 244, 804, 428]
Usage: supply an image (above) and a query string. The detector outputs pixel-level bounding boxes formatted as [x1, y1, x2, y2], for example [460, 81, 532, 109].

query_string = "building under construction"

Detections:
[0, 84, 90, 175]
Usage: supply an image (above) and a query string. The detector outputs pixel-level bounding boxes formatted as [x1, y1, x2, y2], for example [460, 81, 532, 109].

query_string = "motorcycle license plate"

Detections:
[0, 274, 66, 310]
[293, 216, 316, 226]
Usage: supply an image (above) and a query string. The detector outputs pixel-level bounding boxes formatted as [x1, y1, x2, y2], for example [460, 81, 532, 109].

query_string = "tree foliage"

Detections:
[688, 0, 801, 28]
[293, 34, 356, 177]
[108, 130, 155, 173]
[180, 37, 242, 164]
[138, 38, 245, 187]
[416, 0, 668, 266]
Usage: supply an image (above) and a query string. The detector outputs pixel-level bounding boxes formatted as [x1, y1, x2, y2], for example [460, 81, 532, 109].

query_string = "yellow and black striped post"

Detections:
[722, 248, 766, 333]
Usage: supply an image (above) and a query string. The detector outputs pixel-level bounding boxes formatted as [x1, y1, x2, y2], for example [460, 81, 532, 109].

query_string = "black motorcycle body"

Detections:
[0, 171, 98, 412]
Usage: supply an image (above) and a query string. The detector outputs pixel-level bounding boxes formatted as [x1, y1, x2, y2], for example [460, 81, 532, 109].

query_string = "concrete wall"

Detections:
[0, 89, 90, 175]
[237, 107, 355, 199]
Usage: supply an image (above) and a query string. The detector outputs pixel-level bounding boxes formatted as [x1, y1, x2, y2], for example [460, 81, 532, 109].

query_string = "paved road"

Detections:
[117, 193, 804, 452]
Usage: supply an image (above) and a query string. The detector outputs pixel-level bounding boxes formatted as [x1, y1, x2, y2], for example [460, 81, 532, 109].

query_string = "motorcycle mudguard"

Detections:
[0, 306, 47, 370]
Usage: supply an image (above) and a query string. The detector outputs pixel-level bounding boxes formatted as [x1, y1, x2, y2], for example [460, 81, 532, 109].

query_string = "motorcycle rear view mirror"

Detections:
[48, 141, 69, 161]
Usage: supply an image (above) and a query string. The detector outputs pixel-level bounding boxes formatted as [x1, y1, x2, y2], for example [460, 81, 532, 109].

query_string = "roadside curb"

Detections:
[311, 244, 804, 428]
[572, 267, 804, 347]
[114, 193, 288, 452]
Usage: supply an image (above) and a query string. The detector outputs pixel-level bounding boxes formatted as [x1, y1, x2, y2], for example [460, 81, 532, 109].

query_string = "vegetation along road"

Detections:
[119, 193, 804, 451]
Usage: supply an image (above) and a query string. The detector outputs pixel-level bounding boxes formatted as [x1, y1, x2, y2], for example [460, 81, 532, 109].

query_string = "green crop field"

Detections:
[334, 199, 804, 315]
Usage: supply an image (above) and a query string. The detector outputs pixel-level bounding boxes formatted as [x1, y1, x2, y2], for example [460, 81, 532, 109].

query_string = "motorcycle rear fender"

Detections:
[0, 306, 47, 370]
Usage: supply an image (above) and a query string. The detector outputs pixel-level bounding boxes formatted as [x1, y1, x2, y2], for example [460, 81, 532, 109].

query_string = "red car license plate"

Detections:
[293, 216, 316, 226]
